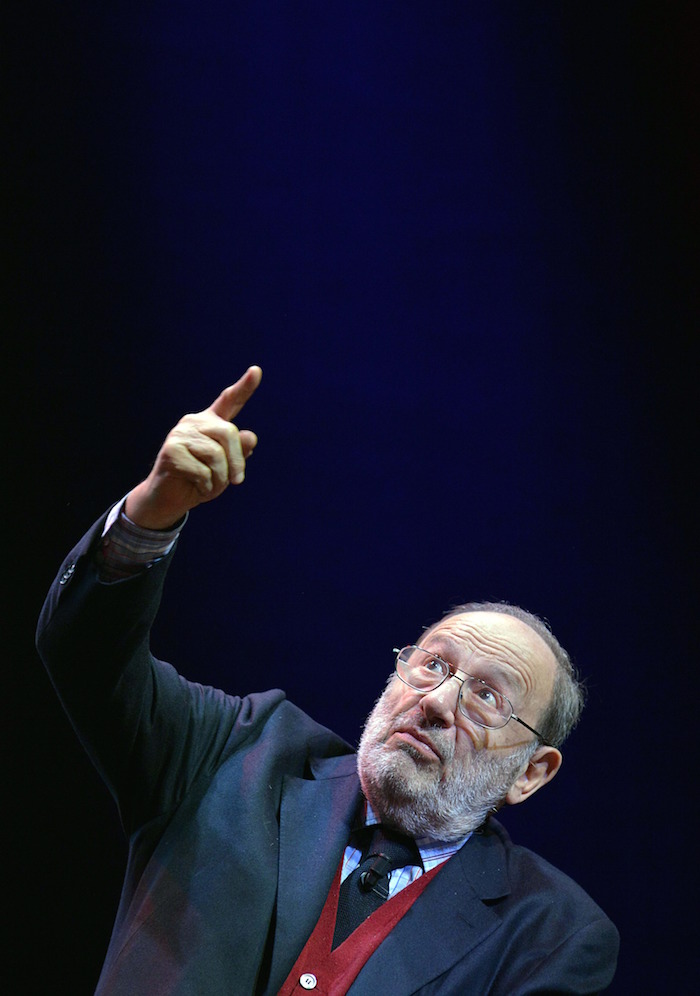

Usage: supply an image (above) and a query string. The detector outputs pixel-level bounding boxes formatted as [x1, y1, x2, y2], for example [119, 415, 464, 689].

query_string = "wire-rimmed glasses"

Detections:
[393, 645, 553, 746]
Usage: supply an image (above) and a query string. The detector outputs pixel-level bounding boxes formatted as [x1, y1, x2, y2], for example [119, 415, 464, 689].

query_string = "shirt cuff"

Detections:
[97, 497, 186, 581]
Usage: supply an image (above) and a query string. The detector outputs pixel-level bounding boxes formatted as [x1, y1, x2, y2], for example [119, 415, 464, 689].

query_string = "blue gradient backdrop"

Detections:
[8, 3, 695, 992]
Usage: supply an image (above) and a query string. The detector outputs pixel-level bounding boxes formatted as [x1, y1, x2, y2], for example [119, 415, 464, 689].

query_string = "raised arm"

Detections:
[37, 366, 270, 829]
[125, 364, 263, 530]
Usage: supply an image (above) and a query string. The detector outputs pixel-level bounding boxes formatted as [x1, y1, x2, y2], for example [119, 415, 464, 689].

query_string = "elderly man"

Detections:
[37, 366, 618, 994]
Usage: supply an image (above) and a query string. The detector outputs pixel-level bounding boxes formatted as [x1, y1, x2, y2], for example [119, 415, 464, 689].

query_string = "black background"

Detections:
[7, 3, 696, 992]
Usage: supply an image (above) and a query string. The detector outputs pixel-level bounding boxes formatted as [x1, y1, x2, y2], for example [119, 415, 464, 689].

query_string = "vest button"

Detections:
[299, 973, 317, 990]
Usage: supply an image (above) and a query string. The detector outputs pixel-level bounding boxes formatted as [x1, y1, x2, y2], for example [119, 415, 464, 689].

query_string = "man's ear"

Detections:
[505, 745, 563, 806]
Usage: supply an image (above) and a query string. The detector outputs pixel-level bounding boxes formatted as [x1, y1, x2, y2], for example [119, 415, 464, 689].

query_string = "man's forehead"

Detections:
[421, 611, 556, 679]
[425, 609, 531, 644]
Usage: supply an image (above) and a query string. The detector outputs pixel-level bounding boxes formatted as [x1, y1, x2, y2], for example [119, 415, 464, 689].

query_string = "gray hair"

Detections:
[423, 601, 585, 749]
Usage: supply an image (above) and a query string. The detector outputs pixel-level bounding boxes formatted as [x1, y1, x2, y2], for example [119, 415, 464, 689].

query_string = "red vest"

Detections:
[278, 860, 442, 995]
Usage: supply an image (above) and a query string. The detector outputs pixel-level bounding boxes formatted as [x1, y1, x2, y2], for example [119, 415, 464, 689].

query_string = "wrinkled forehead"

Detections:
[419, 611, 557, 698]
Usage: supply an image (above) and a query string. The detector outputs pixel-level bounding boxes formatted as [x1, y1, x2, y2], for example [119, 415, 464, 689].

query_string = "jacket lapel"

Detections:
[269, 758, 512, 996]
[348, 824, 511, 994]
[268, 754, 361, 991]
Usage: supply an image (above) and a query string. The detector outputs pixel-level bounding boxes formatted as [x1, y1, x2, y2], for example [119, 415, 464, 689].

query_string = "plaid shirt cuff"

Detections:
[97, 497, 186, 581]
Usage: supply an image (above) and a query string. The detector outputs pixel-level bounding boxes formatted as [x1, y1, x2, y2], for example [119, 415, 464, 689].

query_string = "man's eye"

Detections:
[476, 685, 498, 707]
[424, 657, 445, 672]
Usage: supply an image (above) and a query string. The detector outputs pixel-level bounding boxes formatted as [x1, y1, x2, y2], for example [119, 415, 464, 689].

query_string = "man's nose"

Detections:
[419, 676, 460, 727]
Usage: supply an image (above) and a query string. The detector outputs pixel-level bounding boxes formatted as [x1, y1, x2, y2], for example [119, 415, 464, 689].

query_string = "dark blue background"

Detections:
[8, 3, 695, 992]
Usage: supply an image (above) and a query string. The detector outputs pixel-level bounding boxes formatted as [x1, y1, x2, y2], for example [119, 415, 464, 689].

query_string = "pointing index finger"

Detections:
[209, 365, 263, 422]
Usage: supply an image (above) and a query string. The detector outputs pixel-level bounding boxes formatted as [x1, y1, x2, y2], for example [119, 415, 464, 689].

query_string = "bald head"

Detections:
[422, 602, 585, 748]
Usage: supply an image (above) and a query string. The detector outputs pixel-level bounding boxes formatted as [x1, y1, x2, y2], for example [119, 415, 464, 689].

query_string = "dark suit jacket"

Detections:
[37, 515, 619, 995]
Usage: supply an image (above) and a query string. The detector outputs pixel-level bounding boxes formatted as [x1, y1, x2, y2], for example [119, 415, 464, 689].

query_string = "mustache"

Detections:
[386, 708, 455, 764]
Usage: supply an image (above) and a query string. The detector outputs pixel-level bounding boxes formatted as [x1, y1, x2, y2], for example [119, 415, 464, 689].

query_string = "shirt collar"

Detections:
[363, 799, 470, 865]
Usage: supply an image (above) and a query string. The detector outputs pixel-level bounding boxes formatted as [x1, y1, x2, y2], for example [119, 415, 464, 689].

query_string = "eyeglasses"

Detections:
[393, 645, 553, 746]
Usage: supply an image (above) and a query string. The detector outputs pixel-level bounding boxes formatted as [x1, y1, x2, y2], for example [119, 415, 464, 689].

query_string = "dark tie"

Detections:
[332, 826, 422, 948]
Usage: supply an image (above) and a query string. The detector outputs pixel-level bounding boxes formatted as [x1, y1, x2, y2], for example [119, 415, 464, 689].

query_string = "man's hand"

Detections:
[125, 366, 263, 530]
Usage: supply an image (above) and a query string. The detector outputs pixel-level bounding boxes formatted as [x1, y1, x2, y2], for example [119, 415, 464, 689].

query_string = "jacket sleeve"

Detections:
[507, 915, 619, 994]
[489, 841, 620, 996]
[36, 511, 285, 835]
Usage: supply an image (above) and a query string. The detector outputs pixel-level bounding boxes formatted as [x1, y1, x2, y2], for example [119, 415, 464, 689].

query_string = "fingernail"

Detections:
[234, 471, 245, 485]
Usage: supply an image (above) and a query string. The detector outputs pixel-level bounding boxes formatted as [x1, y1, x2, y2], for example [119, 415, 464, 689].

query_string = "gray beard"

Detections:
[357, 686, 537, 842]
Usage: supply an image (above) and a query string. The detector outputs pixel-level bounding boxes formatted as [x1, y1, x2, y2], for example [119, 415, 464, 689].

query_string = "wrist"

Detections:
[124, 482, 188, 531]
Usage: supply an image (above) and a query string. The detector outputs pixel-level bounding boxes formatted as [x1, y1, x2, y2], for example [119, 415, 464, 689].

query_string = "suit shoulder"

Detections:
[484, 818, 616, 927]
[234, 694, 354, 766]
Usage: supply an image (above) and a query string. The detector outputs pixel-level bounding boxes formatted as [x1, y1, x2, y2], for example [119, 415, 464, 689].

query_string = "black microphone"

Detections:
[358, 852, 394, 897]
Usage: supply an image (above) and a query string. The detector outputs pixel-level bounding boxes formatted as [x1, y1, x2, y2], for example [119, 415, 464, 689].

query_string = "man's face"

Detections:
[356, 611, 559, 841]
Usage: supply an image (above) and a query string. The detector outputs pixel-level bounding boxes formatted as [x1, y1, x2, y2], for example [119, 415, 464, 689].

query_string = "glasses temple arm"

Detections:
[513, 715, 555, 749]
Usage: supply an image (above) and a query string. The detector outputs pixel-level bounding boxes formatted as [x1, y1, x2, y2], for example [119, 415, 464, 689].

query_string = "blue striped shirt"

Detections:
[341, 802, 468, 895]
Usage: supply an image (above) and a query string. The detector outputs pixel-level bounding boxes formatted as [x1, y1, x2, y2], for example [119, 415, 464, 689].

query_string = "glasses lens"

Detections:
[459, 676, 509, 729]
[396, 646, 448, 691]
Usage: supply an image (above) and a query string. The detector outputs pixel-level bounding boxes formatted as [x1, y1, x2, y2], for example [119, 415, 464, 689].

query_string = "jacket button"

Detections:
[59, 563, 76, 585]
[299, 973, 317, 990]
